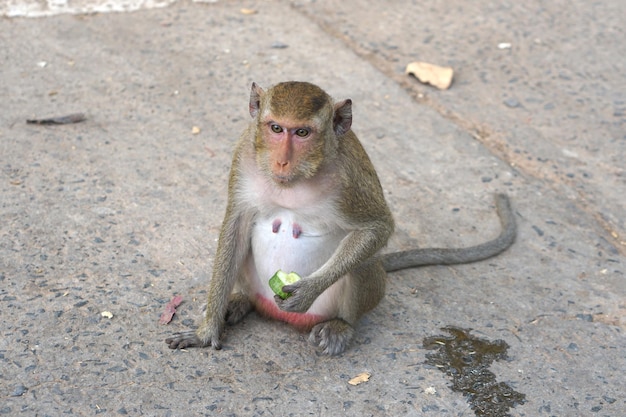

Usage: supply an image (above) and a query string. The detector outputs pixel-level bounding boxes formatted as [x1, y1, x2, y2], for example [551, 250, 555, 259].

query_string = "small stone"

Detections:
[575, 313, 593, 322]
[271, 41, 289, 49]
[567, 342, 579, 352]
[504, 97, 521, 108]
[11, 385, 28, 397]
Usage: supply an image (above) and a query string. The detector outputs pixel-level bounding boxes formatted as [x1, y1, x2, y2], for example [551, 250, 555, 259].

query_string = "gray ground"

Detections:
[1, 1, 624, 416]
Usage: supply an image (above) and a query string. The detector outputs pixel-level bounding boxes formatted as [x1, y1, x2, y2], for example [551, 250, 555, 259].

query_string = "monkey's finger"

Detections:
[274, 294, 299, 312]
[275, 294, 313, 313]
[211, 338, 223, 350]
[274, 294, 287, 305]
[281, 283, 299, 294]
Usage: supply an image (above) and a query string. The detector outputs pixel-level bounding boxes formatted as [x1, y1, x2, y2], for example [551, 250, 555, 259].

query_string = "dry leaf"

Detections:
[348, 372, 371, 386]
[159, 295, 183, 325]
[405, 61, 454, 90]
[26, 113, 86, 125]
[191, 126, 201, 134]
[240, 8, 257, 15]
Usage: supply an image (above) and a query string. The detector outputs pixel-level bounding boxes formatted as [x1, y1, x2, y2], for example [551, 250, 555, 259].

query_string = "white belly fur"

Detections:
[248, 209, 348, 317]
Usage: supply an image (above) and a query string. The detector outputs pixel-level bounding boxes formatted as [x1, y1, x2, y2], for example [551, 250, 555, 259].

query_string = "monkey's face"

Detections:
[249, 81, 341, 186]
[255, 117, 326, 186]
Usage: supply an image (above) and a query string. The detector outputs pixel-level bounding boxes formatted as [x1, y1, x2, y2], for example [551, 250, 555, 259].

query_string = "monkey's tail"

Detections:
[381, 194, 516, 272]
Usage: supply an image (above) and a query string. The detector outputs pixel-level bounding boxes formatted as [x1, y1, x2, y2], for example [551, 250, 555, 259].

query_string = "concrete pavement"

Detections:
[1, 1, 624, 416]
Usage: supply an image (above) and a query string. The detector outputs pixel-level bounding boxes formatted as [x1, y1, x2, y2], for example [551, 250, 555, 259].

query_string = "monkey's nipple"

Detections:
[272, 219, 282, 233]
[292, 223, 302, 239]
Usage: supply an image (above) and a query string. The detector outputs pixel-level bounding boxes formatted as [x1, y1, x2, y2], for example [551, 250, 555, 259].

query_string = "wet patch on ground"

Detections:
[423, 326, 526, 417]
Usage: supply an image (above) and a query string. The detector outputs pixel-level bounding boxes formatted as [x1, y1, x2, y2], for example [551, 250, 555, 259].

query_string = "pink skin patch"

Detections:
[272, 219, 281, 233]
[292, 223, 302, 239]
[255, 295, 325, 330]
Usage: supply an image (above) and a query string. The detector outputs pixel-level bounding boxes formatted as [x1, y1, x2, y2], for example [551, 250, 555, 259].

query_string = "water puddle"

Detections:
[423, 326, 525, 416]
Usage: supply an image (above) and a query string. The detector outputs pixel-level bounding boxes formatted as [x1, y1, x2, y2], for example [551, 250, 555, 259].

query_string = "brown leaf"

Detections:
[159, 295, 183, 325]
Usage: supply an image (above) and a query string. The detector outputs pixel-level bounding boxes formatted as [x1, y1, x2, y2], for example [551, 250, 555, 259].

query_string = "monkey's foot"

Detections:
[165, 331, 211, 350]
[225, 293, 253, 325]
[308, 319, 355, 356]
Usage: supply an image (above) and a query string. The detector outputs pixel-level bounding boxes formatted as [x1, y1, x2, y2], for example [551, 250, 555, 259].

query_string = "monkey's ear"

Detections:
[333, 99, 352, 136]
[249, 82, 264, 118]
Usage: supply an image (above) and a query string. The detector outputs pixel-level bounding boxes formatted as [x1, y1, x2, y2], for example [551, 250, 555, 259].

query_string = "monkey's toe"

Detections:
[309, 319, 355, 355]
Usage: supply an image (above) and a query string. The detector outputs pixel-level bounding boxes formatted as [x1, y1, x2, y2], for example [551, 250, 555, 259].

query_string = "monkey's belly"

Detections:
[249, 213, 347, 323]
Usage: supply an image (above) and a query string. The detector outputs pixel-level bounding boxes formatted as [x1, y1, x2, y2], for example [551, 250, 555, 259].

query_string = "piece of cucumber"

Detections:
[269, 270, 301, 299]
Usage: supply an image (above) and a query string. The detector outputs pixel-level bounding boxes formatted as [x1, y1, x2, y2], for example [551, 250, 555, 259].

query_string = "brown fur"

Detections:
[165, 82, 516, 355]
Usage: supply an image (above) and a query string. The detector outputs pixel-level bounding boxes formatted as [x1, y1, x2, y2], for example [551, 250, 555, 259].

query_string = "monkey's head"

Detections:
[249, 81, 352, 186]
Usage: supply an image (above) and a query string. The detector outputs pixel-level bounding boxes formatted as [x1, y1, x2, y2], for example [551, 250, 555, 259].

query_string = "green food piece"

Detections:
[269, 270, 302, 299]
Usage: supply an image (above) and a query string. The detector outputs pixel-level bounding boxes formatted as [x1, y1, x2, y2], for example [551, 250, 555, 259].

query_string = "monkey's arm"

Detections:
[276, 222, 392, 313]
[276, 134, 395, 313]
[165, 202, 254, 350]
[166, 147, 255, 350]
[381, 193, 516, 272]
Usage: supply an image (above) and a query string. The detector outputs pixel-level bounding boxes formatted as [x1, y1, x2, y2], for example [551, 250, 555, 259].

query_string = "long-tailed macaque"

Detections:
[165, 81, 516, 355]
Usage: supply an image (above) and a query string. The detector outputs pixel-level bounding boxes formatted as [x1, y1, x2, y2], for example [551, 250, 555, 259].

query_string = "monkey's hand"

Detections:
[165, 317, 224, 350]
[274, 279, 318, 313]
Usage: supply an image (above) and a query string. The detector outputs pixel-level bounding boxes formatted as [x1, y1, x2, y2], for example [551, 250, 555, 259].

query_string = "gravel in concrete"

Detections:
[1, 1, 624, 416]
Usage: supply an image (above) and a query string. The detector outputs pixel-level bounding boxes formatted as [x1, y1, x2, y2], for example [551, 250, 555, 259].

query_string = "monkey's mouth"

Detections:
[272, 173, 294, 185]
[274, 176, 292, 185]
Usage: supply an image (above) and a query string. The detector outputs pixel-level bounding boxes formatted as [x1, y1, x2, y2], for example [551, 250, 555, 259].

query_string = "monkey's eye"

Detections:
[295, 128, 310, 137]
[270, 124, 283, 133]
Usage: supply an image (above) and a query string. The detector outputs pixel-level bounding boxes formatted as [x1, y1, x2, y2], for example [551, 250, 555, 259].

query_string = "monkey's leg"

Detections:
[165, 292, 253, 349]
[309, 261, 387, 355]
[309, 319, 355, 356]
[225, 292, 254, 325]
[166, 293, 252, 349]
[165, 317, 224, 349]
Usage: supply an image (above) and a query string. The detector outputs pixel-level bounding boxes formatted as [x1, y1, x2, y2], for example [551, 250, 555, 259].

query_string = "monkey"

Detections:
[165, 81, 516, 355]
